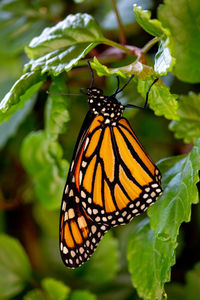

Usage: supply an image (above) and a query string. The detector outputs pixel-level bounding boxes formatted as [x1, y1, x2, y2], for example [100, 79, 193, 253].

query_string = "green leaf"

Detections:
[42, 277, 70, 300]
[25, 43, 98, 76]
[45, 76, 70, 140]
[133, 5, 175, 75]
[25, 13, 104, 59]
[21, 75, 70, 209]
[128, 140, 200, 299]
[127, 219, 175, 300]
[24, 278, 70, 300]
[81, 232, 119, 284]
[0, 71, 44, 124]
[154, 38, 174, 75]
[25, 13, 105, 76]
[185, 262, 200, 300]
[20, 131, 68, 209]
[70, 290, 97, 300]
[0, 53, 22, 99]
[137, 77, 179, 120]
[134, 4, 165, 37]
[148, 139, 200, 242]
[158, 0, 200, 83]
[33, 205, 59, 238]
[0, 96, 36, 149]
[24, 289, 45, 300]
[91, 56, 154, 79]
[0, 6, 46, 55]
[169, 92, 200, 143]
[0, 234, 32, 298]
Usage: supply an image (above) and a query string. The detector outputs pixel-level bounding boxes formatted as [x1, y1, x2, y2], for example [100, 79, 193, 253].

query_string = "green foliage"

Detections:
[0, 71, 43, 124]
[91, 56, 154, 80]
[44, 76, 70, 140]
[133, 4, 175, 75]
[21, 131, 68, 209]
[158, 0, 200, 83]
[0, 97, 36, 148]
[0, 0, 48, 55]
[128, 139, 200, 299]
[1, 1, 200, 300]
[20, 75, 69, 209]
[134, 4, 165, 37]
[169, 92, 200, 143]
[26, 13, 104, 59]
[185, 262, 200, 300]
[148, 139, 200, 241]
[81, 232, 119, 284]
[70, 290, 97, 300]
[0, 234, 31, 298]
[24, 281, 96, 300]
[25, 13, 105, 76]
[137, 77, 178, 120]
[127, 219, 174, 300]
[25, 43, 98, 76]
[24, 277, 70, 300]
[24, 289, 45, 300]
[42, 277, 71, 300]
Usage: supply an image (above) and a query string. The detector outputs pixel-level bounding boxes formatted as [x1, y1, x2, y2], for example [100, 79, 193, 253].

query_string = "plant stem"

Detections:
[111, 0, 126, 45]
[141, 36, 162, 54]
[102, 38, 133, 55]
[78, 36, 162, 68]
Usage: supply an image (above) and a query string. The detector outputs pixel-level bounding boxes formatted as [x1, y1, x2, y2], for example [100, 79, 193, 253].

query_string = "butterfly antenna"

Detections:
[46, 91, 82, 96]
[115, 74, 134, 95]
[87, 60, 94, 88]
[144, 78, 159, 108]
[112, 76, 120, 96]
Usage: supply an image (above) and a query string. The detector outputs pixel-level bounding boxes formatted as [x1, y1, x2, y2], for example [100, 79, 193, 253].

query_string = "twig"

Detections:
[102, 38, 133, 55]
[141, 36, 162, 54]
[111, 0, 126, 45]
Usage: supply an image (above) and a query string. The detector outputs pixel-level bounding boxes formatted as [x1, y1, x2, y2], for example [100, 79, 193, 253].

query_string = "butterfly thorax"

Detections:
[87, 87, 124, 125]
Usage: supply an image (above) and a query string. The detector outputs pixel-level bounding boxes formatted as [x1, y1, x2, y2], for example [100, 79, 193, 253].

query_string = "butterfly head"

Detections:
[87, 88, 124, 125]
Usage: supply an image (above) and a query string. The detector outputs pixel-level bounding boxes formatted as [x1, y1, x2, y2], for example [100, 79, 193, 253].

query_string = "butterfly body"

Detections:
[60, 85, 162, 269]
[87, 87, 124, 125]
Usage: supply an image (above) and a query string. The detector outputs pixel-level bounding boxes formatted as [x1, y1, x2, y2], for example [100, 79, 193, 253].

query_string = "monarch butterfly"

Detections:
[59, 64, 162, 268]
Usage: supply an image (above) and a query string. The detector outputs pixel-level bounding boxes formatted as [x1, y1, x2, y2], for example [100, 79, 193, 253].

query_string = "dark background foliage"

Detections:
[0, 0, 200, 299]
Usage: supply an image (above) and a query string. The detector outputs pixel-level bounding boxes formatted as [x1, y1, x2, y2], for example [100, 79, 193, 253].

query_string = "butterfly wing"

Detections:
[78, 116, 162, 226]
[60, 182, 109, 268]
[59, 112, 109, 268]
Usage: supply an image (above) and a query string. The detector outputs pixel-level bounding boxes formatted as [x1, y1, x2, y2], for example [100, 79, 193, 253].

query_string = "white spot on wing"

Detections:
[63, 246, 68, 254]
[62, 201, 66, 211]
[64, 212, 68, 221]
[84, 137, 90, 150]
[70, 161, 74, 171]
[151, 192, 156, 197]
[65, 185, 69, 194]
[71, 250, 76, 257]
[68, 208, 75, 219]
[91, 225, 96, 234]
[82, 161, 87, 167]
[69, 189, 74, 197]
[79, 171, 83, 185]
[81, 190, 86, 198]
[78, 216, 87, 228]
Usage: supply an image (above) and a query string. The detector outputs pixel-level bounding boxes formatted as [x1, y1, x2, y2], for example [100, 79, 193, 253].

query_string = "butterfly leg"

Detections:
[124, 78, 159, 110]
